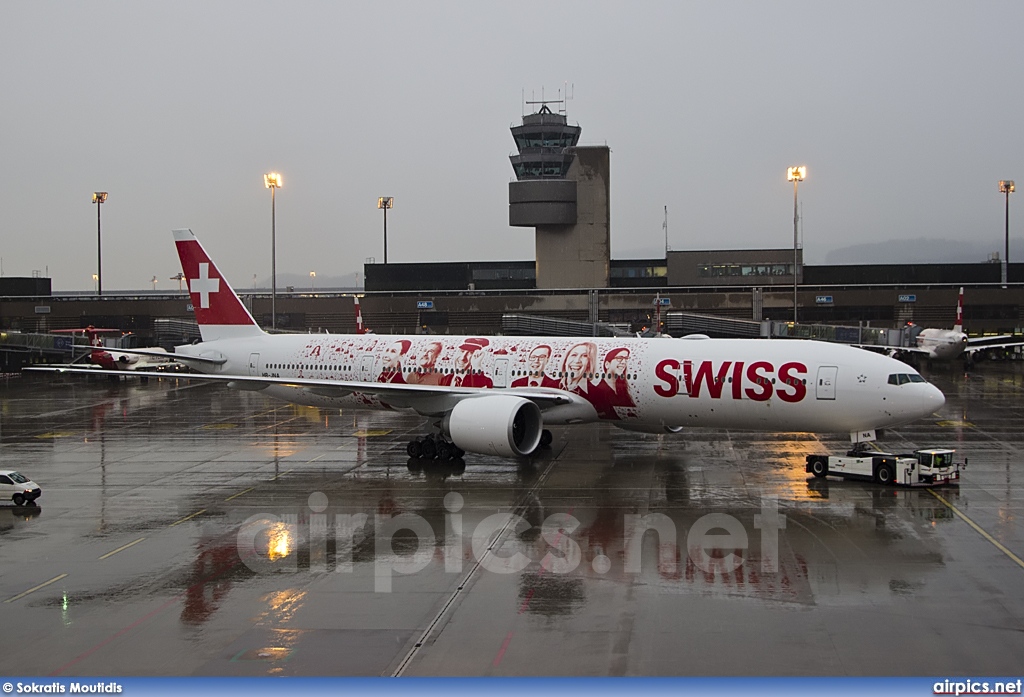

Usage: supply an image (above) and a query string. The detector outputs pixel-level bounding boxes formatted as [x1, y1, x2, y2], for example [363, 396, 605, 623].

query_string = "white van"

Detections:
[0, 470, 41, 506]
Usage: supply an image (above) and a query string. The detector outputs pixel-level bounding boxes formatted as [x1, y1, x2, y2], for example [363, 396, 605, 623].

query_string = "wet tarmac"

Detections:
[0, 364, 1022, 676]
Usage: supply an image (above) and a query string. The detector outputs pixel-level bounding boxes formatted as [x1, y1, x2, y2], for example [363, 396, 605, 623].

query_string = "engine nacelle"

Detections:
[443, 395, 543, 457]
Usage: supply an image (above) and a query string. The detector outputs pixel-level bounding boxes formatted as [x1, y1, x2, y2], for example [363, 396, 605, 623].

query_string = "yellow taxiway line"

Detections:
[98, 537, 146, 560]
[5, 573, 69, 604]
[169, 509, 207, 527]
[928, 489, 1024, 571]
[224, 487, 254, 501]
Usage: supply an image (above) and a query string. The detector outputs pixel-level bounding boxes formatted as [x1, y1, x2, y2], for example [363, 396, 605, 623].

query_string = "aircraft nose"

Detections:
[921, 383, 946, 416]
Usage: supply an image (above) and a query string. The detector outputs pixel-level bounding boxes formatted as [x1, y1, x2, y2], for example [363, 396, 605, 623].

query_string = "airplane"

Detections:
[873, 288, 1023, 363]
[51, 327, 172, 372]
[29, 229, 946, 460]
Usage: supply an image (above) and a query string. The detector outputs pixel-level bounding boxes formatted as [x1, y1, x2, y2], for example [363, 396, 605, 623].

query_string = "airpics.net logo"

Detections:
[234, 493, 788, 592]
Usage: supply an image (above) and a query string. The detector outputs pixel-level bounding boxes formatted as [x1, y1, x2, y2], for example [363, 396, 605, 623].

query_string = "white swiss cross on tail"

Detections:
[172, 229, 264, 341]
[190, 263, 219, 308]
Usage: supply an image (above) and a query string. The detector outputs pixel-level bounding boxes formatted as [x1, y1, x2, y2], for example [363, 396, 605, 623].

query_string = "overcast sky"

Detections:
[3, 1, 1023, 290]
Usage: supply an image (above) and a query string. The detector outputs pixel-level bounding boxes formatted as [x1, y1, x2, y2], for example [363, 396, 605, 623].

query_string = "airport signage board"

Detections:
[656, 297, 671, 306]
[898, 294, 917, 303]
[34, 306, 50, 314]
[815, 295, 833, 304]
[416, 300, 434, 310]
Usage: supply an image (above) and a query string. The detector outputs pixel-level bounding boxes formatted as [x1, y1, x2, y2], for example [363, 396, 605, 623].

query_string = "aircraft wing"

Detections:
[851, 344, 932, 357]
[23, 365, 579, 411]
[967, 335, 1015, 346]
[850, 344, 889, 354]
[40, 362, 107, 371]
[70, 345, 225, 365]
[965, 339, 1024, 355]
[887, 345, 931, 355]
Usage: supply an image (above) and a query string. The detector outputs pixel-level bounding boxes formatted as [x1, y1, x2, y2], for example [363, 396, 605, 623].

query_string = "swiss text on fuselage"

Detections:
[653, 359, 808, 402]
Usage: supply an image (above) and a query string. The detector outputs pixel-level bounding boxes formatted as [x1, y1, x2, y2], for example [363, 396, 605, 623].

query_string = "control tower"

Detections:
[508, 103, 610, 289]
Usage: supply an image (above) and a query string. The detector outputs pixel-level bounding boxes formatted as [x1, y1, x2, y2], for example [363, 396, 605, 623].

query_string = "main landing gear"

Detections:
[405, 429, 553, 460]
[407, 434, 465, 461]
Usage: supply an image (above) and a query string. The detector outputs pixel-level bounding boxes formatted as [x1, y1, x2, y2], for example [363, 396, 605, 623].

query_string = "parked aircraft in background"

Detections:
[51, 327, 171, 372]
[30, 229, 945, 460]
[872, 288, 1024, 363]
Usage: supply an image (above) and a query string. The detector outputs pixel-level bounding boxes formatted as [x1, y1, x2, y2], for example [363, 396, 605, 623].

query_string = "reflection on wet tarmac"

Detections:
[180, 534, 253, 626]
[1, 366, 1023, 676]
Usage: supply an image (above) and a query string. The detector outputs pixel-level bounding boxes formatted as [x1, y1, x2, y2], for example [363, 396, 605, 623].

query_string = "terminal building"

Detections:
[1, 104, 1023, 370]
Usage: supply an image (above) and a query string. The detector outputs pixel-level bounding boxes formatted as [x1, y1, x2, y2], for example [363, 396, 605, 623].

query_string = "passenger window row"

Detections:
[262, 364, 656, 383]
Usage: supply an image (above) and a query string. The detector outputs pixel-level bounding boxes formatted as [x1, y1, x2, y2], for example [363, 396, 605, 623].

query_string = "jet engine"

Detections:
[443, 395, 543, 457]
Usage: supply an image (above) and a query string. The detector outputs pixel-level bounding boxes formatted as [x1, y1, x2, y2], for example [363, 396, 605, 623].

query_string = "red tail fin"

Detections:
[172, 229, 264, 341]
[954, 287, 964, 332]
[85, 326, 103, 348]
[354, 296, 365, 334]
[85, 327, 110, 368]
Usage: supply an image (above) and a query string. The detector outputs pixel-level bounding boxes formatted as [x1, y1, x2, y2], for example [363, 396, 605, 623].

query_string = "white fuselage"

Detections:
[175, 333, 944, 435]
[915, 328, 968, 361]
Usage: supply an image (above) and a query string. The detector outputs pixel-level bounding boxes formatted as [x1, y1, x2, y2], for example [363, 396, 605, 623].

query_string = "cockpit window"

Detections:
[888, 373, 926, 385]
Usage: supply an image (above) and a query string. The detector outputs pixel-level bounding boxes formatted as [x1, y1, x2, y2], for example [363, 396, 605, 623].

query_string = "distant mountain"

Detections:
[618, 237, 1020, 266]
[820, 238, 1019, 265]
[252, 272, 362, 291]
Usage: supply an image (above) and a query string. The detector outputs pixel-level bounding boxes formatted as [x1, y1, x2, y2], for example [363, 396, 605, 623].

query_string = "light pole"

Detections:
[92, 274, 98, 293]
[171, 272, 184, 292]
[1000, 180, 1015, 288]
[377, 197, 393, 263]
[264, 172, 282, 329]
[786, 167, 806, 324]
[310, 270, 316, 293]
[92, 192, 107, 295]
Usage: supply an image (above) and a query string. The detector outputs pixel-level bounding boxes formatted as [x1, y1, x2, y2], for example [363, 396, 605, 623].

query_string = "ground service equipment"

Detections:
[805, 447, 963, 486]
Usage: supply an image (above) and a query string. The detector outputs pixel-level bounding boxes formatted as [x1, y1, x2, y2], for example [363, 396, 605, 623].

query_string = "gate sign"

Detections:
[815, 295, 833, 304]
[898, 294, 917, 303]
[416, 300, 434, 310]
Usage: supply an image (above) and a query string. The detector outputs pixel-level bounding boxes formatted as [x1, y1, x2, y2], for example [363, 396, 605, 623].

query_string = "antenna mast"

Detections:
[524, 84, 573, 117]
[663, 205, 669, 256]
